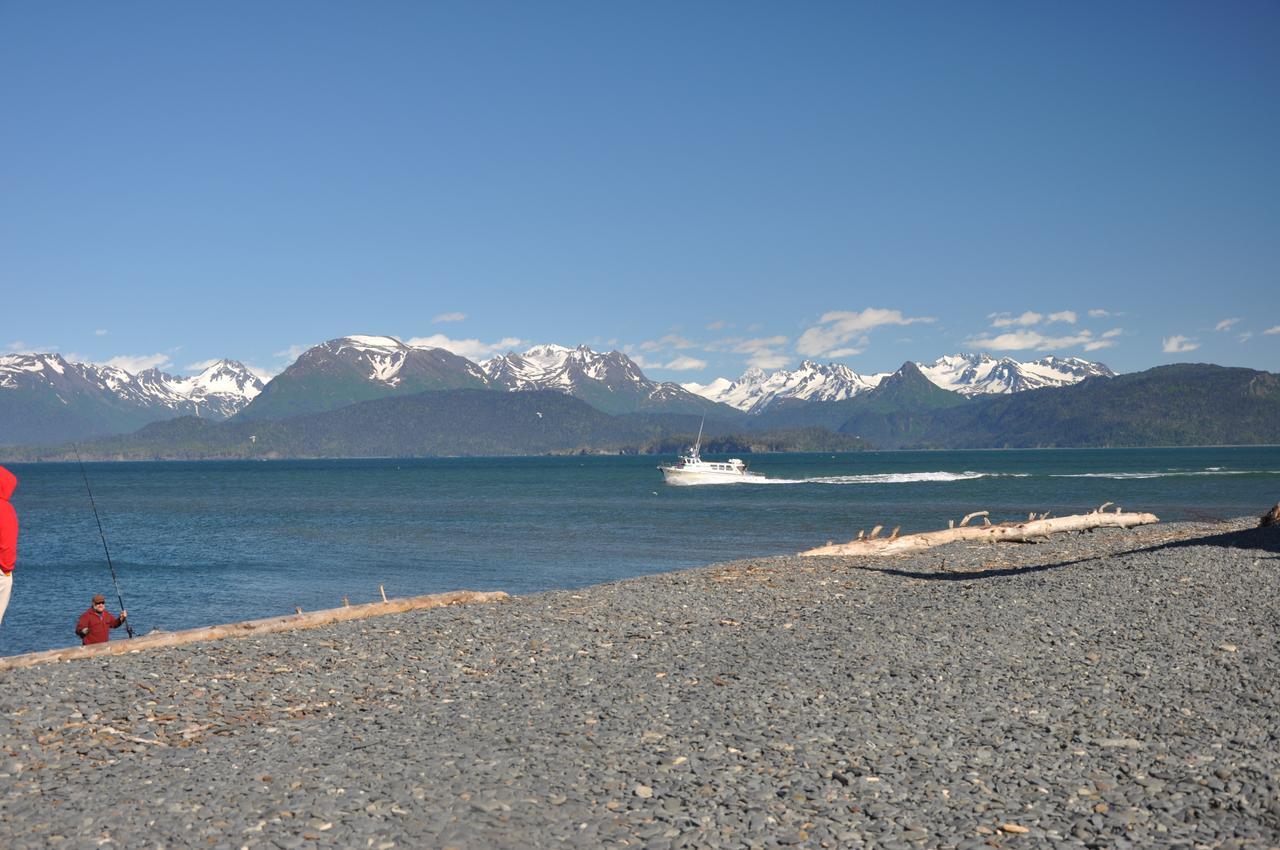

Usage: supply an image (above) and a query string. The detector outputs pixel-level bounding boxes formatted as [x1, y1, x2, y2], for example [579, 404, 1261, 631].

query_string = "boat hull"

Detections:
[659, 466, 766, 485]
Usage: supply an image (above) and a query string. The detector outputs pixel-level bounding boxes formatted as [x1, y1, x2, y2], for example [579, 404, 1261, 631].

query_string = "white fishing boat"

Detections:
[658, 420, 766, 485]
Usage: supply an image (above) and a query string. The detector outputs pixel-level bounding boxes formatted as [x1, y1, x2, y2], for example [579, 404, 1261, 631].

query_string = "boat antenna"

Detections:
[72, 445, 133, 638]
[694, 416, 705, 453]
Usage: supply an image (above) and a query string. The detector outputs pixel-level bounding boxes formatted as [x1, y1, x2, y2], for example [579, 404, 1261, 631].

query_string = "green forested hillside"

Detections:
[8, 390, 864, 460]
[834, 364, 1280, 448]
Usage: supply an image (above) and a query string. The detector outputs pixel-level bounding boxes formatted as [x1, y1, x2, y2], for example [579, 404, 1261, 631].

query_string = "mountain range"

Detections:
[7, 337, 1274, 457]
[8, 360, 1277, 461]
[685, 353, 1114, 412]
[0, 354, 262, 446]
[0, 337, 1117, 447]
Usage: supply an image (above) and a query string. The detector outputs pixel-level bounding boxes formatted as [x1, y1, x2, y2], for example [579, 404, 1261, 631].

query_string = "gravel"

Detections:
[1, 518, 1277, 848]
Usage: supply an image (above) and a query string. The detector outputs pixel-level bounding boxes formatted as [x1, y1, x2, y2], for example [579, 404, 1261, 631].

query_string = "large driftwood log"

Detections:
[0, 589, 508, 671]
[800, 505, 1159, 557]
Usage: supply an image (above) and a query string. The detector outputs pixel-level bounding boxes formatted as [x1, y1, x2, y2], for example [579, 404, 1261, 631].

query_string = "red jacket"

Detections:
[0, 465, 16, 575]
[76, 608, 125, 645]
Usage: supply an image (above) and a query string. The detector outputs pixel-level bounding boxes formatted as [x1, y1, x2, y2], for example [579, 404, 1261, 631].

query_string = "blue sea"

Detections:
[2, 446, 1278, 656]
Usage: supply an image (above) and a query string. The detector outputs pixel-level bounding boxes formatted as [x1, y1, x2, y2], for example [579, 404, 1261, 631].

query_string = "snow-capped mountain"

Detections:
[0, 353, 261, 415]
[0, 353, 262, 446]
[298, 335, 488, 388]
[917, 353, 1114, 396]
[687, 353, 1113, 412]
[684, 360, 888, 414]
[134, 360, 265, 418]
[482, 344, 730, 416]
[236, 335, 488, 421]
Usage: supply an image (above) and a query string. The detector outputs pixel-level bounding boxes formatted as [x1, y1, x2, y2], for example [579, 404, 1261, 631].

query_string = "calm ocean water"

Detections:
[2, 446, 1278, 656]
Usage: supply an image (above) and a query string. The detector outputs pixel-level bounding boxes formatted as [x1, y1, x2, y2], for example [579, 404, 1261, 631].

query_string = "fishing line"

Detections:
[73, 446, 133, 638]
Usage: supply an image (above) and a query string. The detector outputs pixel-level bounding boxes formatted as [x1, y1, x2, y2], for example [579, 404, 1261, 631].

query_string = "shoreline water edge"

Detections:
[0, 517, 1277, 847]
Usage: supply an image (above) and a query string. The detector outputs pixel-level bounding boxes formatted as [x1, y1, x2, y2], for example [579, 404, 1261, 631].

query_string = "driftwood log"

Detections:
[0, 589, 508, 671]
[1260, 503, 1280, 528]
[800, 504, 1160, 557]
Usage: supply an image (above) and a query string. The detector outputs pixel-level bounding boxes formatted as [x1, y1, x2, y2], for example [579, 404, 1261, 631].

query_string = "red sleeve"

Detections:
[107, 613, 121, 628]
[76, 612, 92, 633]
[0, 503, 16, 572]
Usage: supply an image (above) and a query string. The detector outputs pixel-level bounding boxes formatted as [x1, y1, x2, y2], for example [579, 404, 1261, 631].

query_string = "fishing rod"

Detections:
[72, 446, 133, 638]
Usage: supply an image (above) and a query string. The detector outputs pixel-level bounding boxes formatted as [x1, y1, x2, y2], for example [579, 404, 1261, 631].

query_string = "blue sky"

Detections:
[3, 1, 1277, 382]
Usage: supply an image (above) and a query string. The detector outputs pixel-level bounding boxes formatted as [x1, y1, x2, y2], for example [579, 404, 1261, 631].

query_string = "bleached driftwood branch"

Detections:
[801, 504, 1159, 557]
[0, 589, 508, 671]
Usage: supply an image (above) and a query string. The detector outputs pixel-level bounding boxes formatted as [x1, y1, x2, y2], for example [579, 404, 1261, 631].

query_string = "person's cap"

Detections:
[92, 594, 106, 604]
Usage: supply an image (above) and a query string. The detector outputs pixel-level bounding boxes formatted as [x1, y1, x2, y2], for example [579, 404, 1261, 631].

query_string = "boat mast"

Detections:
[694, 417, 704, 455]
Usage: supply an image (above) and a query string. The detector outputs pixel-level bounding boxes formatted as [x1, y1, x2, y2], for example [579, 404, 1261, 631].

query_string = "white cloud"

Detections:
[705, 321, 729, 331]
[99, 353, 172, 373]
[1088, 309, 1114, 318]
[243, 363, 276, 382]
[1265, 326, 1280, 335]
[1214, 318, 1240, 332]
[711, 332, 788, 350]
[661, 356, 708, 371]
[94, 329, 108, 336]
[1102, 328, 1123, 338]
[5, 341, 63, 354]
[274, 344, 313, 362]
[626, 352, 660, 370]
[185, 358, 223, 372]
[746, 350, 792, 370]
[990, 311, 1043, 329]
[639, 333, 696, 352]
[1083, 340, 1116, 352]
[965, 330, 1098, 351]
[705, 335, 791, 370]
[826, 347, 863, 358]
[989, 310, 1076, 328]
[432, 312, 466, 323]
[796, 308, 933, 357]
[706, 335, 788, 354]
[1162, 335, 1200, 353]
[1238, 331, 1254, 342]
[408, 334, 524, 360]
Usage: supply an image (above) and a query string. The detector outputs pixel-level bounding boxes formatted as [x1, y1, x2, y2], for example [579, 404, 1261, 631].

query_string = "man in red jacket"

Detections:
[76, 594, 127, 645]
[0, 465, 17, 629]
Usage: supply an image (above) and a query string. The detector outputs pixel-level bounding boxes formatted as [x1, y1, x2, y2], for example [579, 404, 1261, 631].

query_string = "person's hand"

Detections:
[119, 610, 127, 619]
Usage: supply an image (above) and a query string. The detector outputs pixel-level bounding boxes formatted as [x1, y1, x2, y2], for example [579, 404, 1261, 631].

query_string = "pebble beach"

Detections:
[1, 517, 1277, 849]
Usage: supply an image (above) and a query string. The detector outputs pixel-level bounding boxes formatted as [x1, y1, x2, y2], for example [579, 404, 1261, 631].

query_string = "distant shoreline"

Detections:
[5, 442, 1280, 464]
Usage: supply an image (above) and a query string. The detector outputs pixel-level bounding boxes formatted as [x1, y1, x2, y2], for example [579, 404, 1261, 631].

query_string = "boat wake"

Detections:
[1050, 469, 1276, 480]
[758, 471, 1017, 485]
